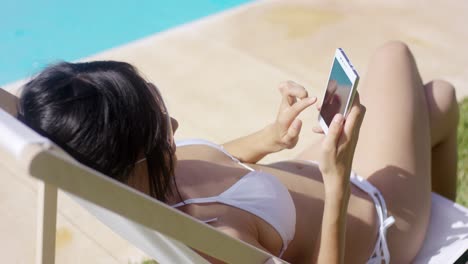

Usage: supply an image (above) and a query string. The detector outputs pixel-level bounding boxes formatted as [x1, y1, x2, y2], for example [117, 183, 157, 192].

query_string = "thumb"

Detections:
[283, 119, 302, 144]
[289, 118, 302, 135]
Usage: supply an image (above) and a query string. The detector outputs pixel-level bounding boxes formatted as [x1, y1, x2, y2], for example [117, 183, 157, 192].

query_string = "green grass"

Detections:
[456, 97, 468, 206]
[140, 260, 157, 264]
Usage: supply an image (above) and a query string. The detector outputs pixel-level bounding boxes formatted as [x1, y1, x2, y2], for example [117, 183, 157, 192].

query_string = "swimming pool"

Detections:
[0, 0, 251, 86]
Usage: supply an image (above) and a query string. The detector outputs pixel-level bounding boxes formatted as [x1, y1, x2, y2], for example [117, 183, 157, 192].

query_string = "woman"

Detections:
[18, 41, 459, 263]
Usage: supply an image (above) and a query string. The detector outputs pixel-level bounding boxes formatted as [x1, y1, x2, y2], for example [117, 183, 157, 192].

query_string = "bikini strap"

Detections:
[171, 196, 219, 208]
[176, 139, 255, 171]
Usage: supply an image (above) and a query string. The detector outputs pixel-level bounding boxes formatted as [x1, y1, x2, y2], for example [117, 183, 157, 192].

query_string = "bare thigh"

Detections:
[352, 41, 431, 262]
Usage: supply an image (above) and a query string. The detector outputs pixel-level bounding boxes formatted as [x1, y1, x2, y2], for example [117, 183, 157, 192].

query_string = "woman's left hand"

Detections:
[269, 81, 317, 152]
[319, 93, 366, 193]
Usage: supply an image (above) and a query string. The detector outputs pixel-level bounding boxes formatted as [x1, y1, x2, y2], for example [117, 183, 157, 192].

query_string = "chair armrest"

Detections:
[0, 88, 19, 117]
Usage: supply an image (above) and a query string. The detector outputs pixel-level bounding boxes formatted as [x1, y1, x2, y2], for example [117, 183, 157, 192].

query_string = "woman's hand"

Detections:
[222, 81, 316, 163]
[319, 93, 366, 194]
[269, 81, 317, 152]
[314, 94, 365, 264]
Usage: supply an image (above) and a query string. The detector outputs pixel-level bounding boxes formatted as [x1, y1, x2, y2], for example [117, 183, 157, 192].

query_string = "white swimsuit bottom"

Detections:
[306, 161, 395, 264]
[349, 171, 396, 264]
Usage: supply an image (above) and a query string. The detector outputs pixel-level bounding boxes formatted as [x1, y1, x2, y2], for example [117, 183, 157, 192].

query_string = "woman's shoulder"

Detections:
[176, 138, 221, 149]
[175, 138, 239, 162]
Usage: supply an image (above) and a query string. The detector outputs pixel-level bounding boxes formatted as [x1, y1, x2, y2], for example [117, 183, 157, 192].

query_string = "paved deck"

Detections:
[1, 0, 467, 262]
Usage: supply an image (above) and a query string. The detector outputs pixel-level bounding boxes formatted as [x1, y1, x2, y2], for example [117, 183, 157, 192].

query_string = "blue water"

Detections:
[0, 0, 251, 86]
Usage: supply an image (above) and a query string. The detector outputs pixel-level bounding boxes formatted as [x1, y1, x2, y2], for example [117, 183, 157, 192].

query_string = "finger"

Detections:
[291, 96, 317, 112]
[279, 96, 317, 125]
[343, 103, 365, 139]
[341, 92, 362, 135]
[283, 119, 302, 145]
[279, 81, 309, 108]
[280, 81, 309, 99]
[312, 126, 325, 134]
[322, 114, 344, 152]
[279, 82, 297, 108]
[353, 92, 360, 106]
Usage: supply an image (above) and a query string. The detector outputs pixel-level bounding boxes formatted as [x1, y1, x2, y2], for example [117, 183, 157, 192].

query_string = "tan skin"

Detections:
[129, 41, 459, 263]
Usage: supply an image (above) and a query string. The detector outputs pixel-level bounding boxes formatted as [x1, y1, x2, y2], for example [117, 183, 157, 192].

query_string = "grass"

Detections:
[140, 260, 157, 264]
[456, 97, 468, 206]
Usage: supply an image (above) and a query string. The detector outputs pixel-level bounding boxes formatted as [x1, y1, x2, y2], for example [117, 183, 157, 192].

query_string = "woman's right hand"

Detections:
[318, 93, 366, 195]
[269, 81, 317, 152]
[222, 81, 316, 164]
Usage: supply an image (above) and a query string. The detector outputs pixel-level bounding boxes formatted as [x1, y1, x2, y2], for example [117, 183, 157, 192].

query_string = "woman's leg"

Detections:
[296, 41, 459, 261]
[424, 80, 459, 201]
[298, 80, 459, 202]
[351, 41, 432, 263]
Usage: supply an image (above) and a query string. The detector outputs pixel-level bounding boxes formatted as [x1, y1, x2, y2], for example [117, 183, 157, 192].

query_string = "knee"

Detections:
[426, 80, 459, 118]
[425, 80, 459, 134]
[371, 40, 414, 62]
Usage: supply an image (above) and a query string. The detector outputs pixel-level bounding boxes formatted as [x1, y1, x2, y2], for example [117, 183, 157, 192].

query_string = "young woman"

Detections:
[18, 41, 458, 263]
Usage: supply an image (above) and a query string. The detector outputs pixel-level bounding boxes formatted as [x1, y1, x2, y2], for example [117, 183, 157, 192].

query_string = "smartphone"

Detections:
[318, 48, 359, 134]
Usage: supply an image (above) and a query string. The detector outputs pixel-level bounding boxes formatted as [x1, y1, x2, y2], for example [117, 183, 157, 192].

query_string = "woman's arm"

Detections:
[223, 81, 317, 163]
[314, 95, 365, 264]
[317, 184, 350, 264]
[222, 123, 282, 163]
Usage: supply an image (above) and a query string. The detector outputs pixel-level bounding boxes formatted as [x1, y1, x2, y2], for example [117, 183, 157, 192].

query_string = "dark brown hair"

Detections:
[19, 61, 175, 202]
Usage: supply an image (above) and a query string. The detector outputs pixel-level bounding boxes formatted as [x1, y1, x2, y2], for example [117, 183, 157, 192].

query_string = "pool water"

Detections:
[0, 0, 251, 86]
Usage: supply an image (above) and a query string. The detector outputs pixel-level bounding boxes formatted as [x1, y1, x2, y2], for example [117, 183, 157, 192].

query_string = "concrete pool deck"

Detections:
[1, 0, 467, 262]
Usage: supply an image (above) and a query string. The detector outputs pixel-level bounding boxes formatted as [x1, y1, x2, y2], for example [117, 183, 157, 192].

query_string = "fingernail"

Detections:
[308, 96, 317, 103]
[333, 114, 343, 124]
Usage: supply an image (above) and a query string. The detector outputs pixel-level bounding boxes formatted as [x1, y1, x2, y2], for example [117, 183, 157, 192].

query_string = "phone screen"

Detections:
[320, 58, 355, 126]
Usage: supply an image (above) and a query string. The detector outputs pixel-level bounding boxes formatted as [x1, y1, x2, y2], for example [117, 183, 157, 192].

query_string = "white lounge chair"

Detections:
[0, 88, 466, 263]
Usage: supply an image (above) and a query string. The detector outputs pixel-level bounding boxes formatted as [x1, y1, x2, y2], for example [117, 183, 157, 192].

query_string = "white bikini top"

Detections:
[172, 139, 296, 256]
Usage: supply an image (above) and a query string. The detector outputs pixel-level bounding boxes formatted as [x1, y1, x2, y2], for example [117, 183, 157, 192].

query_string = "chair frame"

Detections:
[0, 87, 284, 263]
[1, 139, 285, 264]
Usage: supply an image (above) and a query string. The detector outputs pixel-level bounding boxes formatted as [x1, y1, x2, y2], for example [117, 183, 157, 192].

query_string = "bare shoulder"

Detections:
[176, 143, 236, 165]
